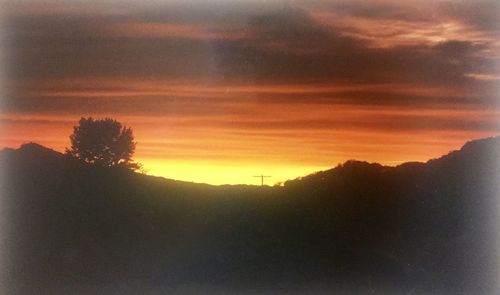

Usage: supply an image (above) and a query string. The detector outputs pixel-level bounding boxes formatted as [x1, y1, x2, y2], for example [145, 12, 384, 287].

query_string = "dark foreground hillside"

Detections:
[1, 137, 499, 294]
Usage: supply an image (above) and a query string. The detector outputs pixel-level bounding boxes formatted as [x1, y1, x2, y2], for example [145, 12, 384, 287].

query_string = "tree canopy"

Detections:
[67, 117, 140, 170]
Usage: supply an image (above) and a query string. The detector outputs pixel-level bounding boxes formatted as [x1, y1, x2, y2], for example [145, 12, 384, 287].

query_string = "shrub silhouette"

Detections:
[67, 117, 140, 170]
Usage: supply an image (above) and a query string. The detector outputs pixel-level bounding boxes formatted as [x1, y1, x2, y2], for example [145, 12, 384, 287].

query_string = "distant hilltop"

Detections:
[2, 136, 499, 186]
[0, 136, 498, 294]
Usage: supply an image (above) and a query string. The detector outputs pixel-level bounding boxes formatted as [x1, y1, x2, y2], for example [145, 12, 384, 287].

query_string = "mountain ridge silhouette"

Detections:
[2, 135, 498, 186]
[0, 136, 498, 294]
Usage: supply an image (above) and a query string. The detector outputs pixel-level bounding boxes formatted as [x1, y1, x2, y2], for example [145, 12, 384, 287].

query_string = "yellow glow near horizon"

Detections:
[1, 113, 498, 186]
[138, 158, 328, 185]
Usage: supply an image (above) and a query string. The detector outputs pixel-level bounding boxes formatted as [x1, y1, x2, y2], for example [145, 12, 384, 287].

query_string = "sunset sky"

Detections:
[1, 0, 499, 184]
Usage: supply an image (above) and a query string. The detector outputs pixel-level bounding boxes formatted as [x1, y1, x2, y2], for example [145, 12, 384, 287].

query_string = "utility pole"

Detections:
[253, 174, 271, 186]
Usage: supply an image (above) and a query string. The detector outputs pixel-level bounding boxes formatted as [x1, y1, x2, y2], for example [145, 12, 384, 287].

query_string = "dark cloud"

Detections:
[2, 1, 499, 113]
[437, 1, 500, 32]
[315, 1, 436, 23]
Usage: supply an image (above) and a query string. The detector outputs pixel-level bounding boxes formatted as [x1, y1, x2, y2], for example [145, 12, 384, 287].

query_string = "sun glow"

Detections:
[139, 158, 327, 185]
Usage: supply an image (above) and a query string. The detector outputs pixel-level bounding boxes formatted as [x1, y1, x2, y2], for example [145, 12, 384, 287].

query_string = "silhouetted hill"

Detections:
[0, 137, 498, 294]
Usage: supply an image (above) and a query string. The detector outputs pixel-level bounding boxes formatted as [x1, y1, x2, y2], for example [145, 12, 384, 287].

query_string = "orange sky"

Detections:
[1, 1, 499, 184]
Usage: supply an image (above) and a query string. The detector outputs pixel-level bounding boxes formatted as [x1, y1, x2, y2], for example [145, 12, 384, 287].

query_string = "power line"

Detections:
[253, 174, 271, 186]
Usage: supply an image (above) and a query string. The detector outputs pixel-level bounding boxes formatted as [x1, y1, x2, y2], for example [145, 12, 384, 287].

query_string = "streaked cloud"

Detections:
[108, 22, 248, 40]
[313, 11, 490, 49]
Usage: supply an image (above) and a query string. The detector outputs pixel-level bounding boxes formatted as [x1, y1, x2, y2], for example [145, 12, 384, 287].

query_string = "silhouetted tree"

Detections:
[67, 117, 140, 170]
